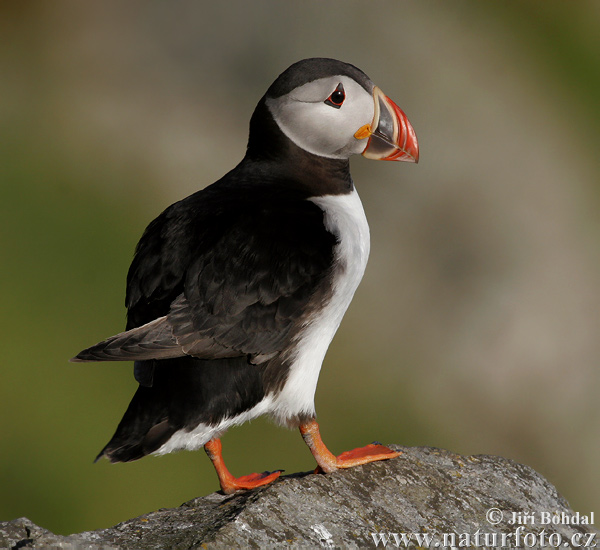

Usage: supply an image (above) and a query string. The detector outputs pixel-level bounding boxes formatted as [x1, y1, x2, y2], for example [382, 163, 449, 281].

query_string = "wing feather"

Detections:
[74, 181, 337, 376]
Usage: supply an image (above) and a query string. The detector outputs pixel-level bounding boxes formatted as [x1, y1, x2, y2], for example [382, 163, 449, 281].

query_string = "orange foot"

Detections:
[300, 420, 401, 474]
[336, 443, 400, 468]
[219, 470, 282, 495]
[204, 438, 282, 495]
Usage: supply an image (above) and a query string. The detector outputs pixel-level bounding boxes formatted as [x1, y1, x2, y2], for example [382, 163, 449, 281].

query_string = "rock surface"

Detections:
[1, 446, 597, 549]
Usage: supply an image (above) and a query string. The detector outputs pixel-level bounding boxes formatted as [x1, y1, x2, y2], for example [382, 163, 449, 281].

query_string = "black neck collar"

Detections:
[244, 98, 353, 197]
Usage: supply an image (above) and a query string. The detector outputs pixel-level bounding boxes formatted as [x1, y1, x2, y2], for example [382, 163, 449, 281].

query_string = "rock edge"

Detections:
[1, 446, 597, 549]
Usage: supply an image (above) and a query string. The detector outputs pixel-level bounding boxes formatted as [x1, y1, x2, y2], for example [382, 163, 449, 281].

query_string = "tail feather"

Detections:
[95, 377, 177, 462]
[71, 316, 185, 362]
[94, 356, 267, 463]
[96, 419, 175, 463]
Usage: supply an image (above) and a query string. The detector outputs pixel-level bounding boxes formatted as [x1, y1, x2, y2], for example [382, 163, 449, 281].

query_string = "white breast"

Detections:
[269, 188, 370, 425]
[154, 189, 370, 454]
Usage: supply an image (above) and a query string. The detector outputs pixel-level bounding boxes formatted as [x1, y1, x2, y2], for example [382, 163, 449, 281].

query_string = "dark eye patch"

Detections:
[324, 83, 345, 109]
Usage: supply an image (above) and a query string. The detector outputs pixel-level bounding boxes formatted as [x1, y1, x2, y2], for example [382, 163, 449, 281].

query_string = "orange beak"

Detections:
[355, 86, 419, 163]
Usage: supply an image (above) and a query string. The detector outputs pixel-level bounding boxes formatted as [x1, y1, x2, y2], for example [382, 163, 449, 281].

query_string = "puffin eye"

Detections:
[324, 83, 345, 109]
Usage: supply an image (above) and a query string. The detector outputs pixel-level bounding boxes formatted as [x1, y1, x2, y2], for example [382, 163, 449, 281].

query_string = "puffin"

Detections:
[72, 58, 419, 494]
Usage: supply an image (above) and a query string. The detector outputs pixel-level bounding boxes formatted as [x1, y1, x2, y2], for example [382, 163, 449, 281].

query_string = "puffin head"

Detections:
[251, 58, 419, 164]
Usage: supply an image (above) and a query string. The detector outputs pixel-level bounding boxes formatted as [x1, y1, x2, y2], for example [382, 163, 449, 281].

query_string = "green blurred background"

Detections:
[1, 0, 598, 536]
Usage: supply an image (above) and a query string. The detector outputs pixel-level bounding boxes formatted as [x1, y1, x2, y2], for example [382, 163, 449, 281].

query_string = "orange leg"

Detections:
[204, 438, 281, 494]
[299, 419, 400, 474]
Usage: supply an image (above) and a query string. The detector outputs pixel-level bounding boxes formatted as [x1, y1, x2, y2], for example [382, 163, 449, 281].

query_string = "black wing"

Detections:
[167, 193, 337, 362]
[73, 180, 337, 370]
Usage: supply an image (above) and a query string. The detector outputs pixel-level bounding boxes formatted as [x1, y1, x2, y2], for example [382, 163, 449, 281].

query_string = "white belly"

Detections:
[269, 188, 370, 425]
[154, 189, 370, 454]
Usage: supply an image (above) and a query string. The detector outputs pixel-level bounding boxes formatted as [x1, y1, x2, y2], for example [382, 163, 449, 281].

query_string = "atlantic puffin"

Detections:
[73, 58, 419, 494]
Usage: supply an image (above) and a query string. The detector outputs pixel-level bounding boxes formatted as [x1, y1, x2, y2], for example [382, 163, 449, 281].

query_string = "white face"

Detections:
[265, 75, 375, 160]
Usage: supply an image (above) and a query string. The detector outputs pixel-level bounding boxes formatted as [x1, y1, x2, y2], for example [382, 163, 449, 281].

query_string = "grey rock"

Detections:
[2, 446, 597, 549]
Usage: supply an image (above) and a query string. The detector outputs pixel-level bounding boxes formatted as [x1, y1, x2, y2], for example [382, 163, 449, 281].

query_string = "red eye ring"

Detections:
[324, 83, 345, 109]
